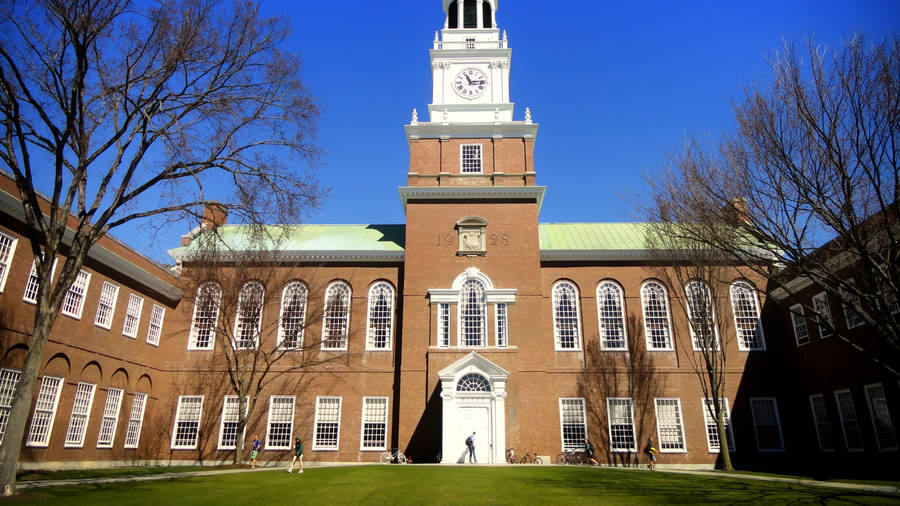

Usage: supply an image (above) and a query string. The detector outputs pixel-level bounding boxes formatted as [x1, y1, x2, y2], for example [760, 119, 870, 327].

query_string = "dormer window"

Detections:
[460, 144, 482, 173]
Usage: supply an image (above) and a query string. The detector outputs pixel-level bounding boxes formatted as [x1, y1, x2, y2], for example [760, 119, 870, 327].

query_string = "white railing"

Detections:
[434, 40, 508, 50]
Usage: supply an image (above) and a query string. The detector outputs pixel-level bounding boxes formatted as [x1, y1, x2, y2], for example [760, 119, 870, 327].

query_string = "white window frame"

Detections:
[597, 281, 628, 351]
[552, 281, 582, 351]
[23, 257, 57, 304]
[94, 281, 120, 330]
[26, 375, 63, 447]
[265, 395, 295, 450]
[437, 303, 450, 348]
[749, 397, 785, 452]
[841, 280, 865, 329]
[495, 303, 508, 348]
[0, 368, 22, 444]
[122, 293, 144, 338]
[170, 395, 204, 450]
[730, 281, 766, 351]
[790, 304, 810, 347]
[188, 282, 221, 350]
[61, 270, 92, 320]
[606, 397, 637, 452]
[654, 398, 686, 453]
[360, 396, 389, 451]
[146, 304, 165, 346]
[641, 281, 674, 351]
[834, 389, 864, 452]
[460, 143, 483, 173]
[702, 397, 735, 453]
[64, 382, 97, 448]
[365, 281, 395, 351]
[558, 397, 588, 451]
[123, 392, 147, 449]
[0, 231, 17, 293]
[809, 394, 835, 452]
[458, 278, 487, 348]
[685, 281, 720, 351]
[313, 396, 342, 451]
[277, 281, 307, 349]
[233, 281, 264, 350]
[321, 281, 351, 351]
[217, 395, 248, 450]
[811, 291, 834, 339]
[863, 383, 897, 452]
[96, 388, 124, 448]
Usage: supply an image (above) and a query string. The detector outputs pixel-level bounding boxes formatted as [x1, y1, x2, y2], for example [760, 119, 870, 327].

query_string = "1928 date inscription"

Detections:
[437, 233, 510, 246]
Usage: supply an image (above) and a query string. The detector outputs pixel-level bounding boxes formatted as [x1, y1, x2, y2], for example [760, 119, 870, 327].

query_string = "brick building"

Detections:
[0, 0, 895, 474]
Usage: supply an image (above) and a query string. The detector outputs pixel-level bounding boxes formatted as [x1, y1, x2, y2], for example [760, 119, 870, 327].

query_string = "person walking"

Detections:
[249, 434, 262, 469]
[465, 431, 476, 464]
[584, 438, 599, 466]
[287, 437, 304, 473]
[643, 438, 657, 470]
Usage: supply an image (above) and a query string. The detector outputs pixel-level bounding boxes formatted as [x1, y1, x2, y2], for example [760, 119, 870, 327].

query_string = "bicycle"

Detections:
[379, 448, 408, 464]
[555, 450, 587, 465]
[506, 448, 517, 464]
[518, 450, 543, 464]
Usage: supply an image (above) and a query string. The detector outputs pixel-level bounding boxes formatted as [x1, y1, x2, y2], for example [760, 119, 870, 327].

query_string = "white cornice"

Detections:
[405, 122, 538, 142]
[540, 249, 665, 262]
[398, 185, 546, 213]
[171, 249, 404, 264]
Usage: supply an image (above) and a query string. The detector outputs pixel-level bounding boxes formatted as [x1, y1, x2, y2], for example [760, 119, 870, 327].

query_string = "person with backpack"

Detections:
[465, 431, 476, 463]
[643, 437, 658, 470]
[287, 437, 304, 474]
[249, 434, 262, 469]
[583, 438, 599, 465]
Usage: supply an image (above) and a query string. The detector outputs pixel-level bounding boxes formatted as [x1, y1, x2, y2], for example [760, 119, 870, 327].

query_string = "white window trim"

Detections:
[834, 389, 864, 452]
[457, 279, 487, 348]
[653, 397, 687, 453]
[811, 291, 833, 339]
[808, 394, 835, 453]
[122, 293, 144, 338]
[321, 281, 351, 352]
[0, 368, 22, 445]
[146, 304, 165, 346]
[552, 281, 583, 352]
[277, 281, 307, 350]
[61, 270, 92, 320]
[217, 395, 248, 450]
[606, 397, 637, 452]
[170, 395, 204, 450]
[365, 281, 395, 351]
[26, 375, 63, 448]
[789, 304, 810, 347]
[841, 279, 865, 329]
[863, 383, 898, 452]
[641, 281, 674, 351]
[459, 143, 483, 174]
[96, 388, 124, 448]
[265, 395, 296, 450]
[93, 281, 120, 330]
[0, 231, 18, 293]
[359, 396, 389, 451]
[188, 282, 221, 351]
[437, 303, 451, 348]
[730, 281, 766, 351]
[685, 281, 720, 351]
[233, 281, 264, 350]
[123, 392, 147, 449]
[558, 397, 588, 452]
[749, 397, 785, 453]
[23, 257, 57, 304]
[64, 382, 97, 448]
[702, 397, 735, 453]
[597, 281, 628, 351]
[312, 396, 342, 451]
[494, 303, 509, 348]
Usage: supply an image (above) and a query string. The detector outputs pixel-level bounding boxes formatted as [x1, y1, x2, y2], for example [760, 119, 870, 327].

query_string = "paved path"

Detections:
[18, 467, 259, 490]
[655, 468, 899, 495]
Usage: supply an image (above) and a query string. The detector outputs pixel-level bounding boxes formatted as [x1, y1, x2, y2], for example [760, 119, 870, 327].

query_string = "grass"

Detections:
[16, 465, 231, 482]
[723, 469, 900, 489]
[9, 465, 899, 505]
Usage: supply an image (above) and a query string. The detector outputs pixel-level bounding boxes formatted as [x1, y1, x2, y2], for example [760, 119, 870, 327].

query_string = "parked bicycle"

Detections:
[379, 448, 408, 464]
[506, 448, 517, 464]
[518, 449, 543, 464]
[555, 450, 587, 465]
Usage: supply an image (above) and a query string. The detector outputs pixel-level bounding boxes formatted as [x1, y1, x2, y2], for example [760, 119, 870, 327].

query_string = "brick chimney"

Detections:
[725, 197, 750, 225]
[201, 202, 228, 231]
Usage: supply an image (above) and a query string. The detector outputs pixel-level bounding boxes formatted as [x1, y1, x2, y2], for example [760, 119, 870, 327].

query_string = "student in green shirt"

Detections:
[287, 437, 304, 473]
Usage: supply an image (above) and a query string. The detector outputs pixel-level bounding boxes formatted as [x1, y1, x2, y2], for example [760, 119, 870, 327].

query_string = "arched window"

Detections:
[685, 280, 719, 350]
[553, 281, 581, 350]
[459, 279, 486, 347]
[482, 1, 493, 28]
[641, 281, 673, 350]
[234, 281, 264, 349]
[448, 0, 458, 29]
[278, 281, 307, 349]
[322, 281, 351, 351]
[730, 281, 765, 350]
[189, 282, 221, 350]
[366, 281, 394, 350]
[457, 373, 491, 392]
[463, 0, 477, 28]
[597, 281, 627, 350]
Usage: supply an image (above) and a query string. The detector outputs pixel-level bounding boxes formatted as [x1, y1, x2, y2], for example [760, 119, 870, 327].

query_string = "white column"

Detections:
[457, 0, 464, 29]
[476, 0, 484, 29]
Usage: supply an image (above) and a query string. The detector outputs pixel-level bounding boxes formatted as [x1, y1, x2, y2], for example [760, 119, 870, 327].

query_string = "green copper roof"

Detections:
[538, 223, 654, 250]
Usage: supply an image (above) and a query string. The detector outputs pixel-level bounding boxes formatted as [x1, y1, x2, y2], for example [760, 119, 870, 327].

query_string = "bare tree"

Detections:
[0, 0, 323, 493]
[645, 36, 900, 378]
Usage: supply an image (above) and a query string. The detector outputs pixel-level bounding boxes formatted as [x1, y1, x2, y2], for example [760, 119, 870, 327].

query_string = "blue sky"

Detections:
[128, 0, 900, 263]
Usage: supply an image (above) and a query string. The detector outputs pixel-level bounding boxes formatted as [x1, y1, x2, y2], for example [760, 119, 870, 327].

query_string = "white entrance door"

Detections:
[458, 406, 491, 463]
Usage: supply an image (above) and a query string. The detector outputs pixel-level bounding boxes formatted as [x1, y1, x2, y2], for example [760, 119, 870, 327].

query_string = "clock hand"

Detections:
[465, 74, 472, 85]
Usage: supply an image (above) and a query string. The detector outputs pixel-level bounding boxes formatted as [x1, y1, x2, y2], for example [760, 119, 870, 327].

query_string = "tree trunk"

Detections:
[716, 411, 734, 471]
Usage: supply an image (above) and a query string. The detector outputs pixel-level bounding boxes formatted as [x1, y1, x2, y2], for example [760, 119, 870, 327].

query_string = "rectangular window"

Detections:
[702, 397, 735, 453]
[495, 303, 508, 347]
[313, 396, 342, 450]
[438, 303, 450, 348]
[94, 281, 120, 330]
[607, 398, 637, 452]
[23, 257, 57, 304]
[146, 304, 165, 346]
[809, 394, 835, 452]
[122, 293, 144, 338]
[559, 398, 587, 451]
[654, 398, 686, 453]
[123, 392, 147, 449]
[863, 383, 897, 451]
[811, 292, 833, 339]
[171, 395, 204, 449]
[834, 389, 864, 452]
[266, 396, 295, 450]
[26, 375, 63, 447]
[96, 388, 124, 448]
[61, 270, 92, 319]
[64, 382, 96, 448]
[218, 396, 248, 450]
[750, 397, 784, 452]
[0, 231, 17, 292]
[790, 304, 809, 346]
[460, 144, 483, 173]
[0, 368, 22, 444]
[841, 281, 865, 329]
[360, 397, 388, 451]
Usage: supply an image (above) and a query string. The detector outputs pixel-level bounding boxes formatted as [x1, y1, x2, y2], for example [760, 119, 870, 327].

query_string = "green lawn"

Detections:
[12, 466, 899, 505]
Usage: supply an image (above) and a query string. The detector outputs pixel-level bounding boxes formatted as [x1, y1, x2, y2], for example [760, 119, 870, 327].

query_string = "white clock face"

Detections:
[454, 68, 488, 99]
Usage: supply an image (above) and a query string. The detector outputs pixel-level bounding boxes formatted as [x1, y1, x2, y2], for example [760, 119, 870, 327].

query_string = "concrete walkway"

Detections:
[18, 467, 259, 491]
[655, 468, 899, 495]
